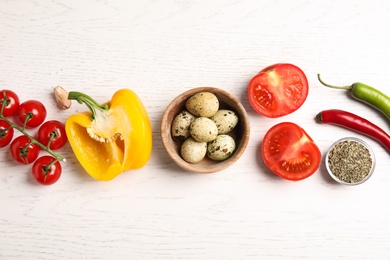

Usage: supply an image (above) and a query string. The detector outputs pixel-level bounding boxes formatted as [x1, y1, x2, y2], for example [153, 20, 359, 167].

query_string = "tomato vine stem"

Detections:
[43, 159, 58, 174]
[21, 112, 33, 130]
[0, 90, 8, 115]
[0, 113, 66, 162]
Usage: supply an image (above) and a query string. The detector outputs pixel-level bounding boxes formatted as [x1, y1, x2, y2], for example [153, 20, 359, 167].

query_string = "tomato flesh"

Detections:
[261, 122, 321, 181]
[248, 63, 308, 118]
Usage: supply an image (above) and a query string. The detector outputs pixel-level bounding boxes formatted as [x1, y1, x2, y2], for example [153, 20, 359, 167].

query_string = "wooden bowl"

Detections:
[161, 87, 250, 173]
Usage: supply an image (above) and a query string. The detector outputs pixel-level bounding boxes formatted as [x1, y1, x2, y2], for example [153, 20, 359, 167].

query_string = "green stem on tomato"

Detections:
[22, 112, 33, 131]
[0, 127, 12, 137]
[0, 114, 66, 162]
[67, 91, 109, 120]
[44, 159, 59, 174]
[1, 90, 8, 115]
[47, 129, 59, 149]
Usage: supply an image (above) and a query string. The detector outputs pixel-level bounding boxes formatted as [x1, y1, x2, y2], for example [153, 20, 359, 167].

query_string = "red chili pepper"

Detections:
[315, 109, 390, 152]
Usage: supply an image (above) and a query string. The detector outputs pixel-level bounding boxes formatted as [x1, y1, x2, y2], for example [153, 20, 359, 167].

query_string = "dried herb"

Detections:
[328, 139, 373, 184]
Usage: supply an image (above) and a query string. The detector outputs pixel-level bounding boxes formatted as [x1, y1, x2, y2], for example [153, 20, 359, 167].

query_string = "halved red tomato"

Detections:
[248, 63, 308, 118]
[261, 122, 321, 181]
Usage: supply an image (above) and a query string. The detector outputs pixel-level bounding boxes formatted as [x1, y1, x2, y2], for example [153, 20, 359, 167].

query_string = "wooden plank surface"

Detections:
[1, 0, 390, 259]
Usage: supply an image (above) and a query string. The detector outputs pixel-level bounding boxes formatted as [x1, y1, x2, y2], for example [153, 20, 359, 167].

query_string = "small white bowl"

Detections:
[325, 137, 375, 185]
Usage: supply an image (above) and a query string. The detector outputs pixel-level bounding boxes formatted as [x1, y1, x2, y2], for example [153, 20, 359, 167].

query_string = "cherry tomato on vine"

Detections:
[261, 122, 321, 181]
[16, 100, 47, 128]
[38, 120, 67, 150]
[248, 63, 309, 118]
[0, 119, 14, 147]
[10, 135, 40, 164]
[32, 156, 62, 185]
[0, 89, 20, 117]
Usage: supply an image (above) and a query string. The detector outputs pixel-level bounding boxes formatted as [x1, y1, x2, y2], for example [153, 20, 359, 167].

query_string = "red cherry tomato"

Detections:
[261, 122, 321, 181]
[0, 119, 14, 147]
[248, 63, 309, 118]
[32, 156, 62, 185]
[16, 100, 47, 128]
[10, 135, 40, 164]
[38, 120, 67, 150]
[0, 89, 20, 117]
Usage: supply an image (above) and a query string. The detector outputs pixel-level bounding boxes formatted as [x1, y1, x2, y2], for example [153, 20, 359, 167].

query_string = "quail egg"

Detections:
[211, 109, 238, 134]
[180, 137, 207, 163]
[171, 110, 196, 141]
[185, 92, 219, 117]
[190, 117, 218, 143]
[207, 134, 236, 161]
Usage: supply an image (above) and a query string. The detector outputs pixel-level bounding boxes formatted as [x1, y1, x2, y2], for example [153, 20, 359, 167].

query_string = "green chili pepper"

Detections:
[317, 74, 390, 120]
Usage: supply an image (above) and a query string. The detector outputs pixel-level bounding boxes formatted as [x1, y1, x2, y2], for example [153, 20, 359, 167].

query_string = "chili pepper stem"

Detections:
[314, 112, 323, 123]
[0, 114, 66, 162]
[68, 91, 109, 120]
[317, 74, 353, 90]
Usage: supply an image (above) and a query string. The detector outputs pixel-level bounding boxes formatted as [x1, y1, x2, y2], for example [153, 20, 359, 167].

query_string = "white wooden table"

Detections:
[1, 1, 390, 259]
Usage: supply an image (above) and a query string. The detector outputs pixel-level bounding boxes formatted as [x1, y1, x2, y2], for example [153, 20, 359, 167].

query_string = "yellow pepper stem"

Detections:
[68, 91, 110, 120]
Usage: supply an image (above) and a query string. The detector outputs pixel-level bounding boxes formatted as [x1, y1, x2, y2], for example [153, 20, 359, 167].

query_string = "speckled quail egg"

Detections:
[171, 110, 196, 141]
[180, 137, 207, 163]
[211, 109, 239, 134]
[190, 117, 218, 143]
[185, 92, 219, 117]
[207, 134, 236, 161]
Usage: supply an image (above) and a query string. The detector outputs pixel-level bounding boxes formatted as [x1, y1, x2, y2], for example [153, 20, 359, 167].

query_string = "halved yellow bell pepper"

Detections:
[65, 89, 152, 181]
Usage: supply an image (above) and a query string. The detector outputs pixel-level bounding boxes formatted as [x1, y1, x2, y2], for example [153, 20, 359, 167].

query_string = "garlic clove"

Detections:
[54, 86, 72, 110]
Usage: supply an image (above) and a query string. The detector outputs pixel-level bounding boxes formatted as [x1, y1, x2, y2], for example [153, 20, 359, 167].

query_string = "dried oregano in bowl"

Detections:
[325, 137, 376, 185]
